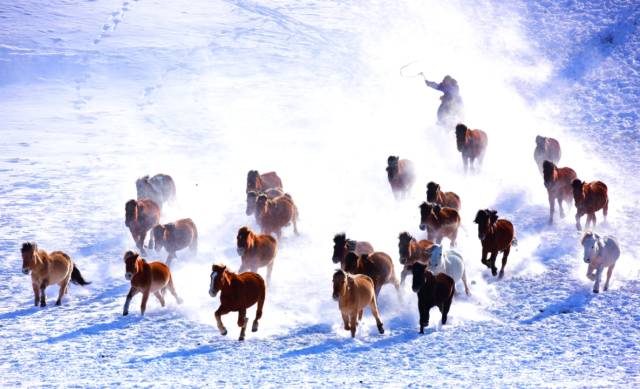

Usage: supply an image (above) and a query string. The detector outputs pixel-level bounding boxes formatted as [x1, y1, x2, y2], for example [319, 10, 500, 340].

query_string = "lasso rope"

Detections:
[400, 60, 426, 79]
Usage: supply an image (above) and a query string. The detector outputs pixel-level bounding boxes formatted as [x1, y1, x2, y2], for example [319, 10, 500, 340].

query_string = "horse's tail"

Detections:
[71, 264, 91, 286]
[190, 223, 198, 254]
[512, 236, 519, 248]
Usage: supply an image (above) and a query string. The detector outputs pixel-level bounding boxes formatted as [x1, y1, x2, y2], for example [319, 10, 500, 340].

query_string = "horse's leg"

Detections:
[341, 312, 350, 331]
[32, 283, 40, 306]
[603, 199, 609, 223]
[418, 301, 429, 334]
[369, 298, 385, 334]
[166, 276, 183, 304]
[139, 231, 148, 255]
[357, 309, 363, 322]
[39, 280, 48, 307]
[462, 155, 468, 174]
[56, 278, 69, 306]
[604, 263, 616, 291]
[575, 211, 583, 231]
[462, 269, 470, 296]
[238, 308, 248, 341]
[266, 261, 274, 286]
[499, 247, 511, 279]
[123, 287, 140, 316]
[166, 252, 176, 267]
[548, 192, 555, 224]
[400, 266, 409, 286]
[558, 196, 565, 219]
[450, 228, 458, 248]
[349, 312, 357, 338]
[489, 252, 499, 277]
[593, 265, 604, 293]
[481, 246, 490, 267]
[591, 213, 597, 229]
[154, 291, 166, 307]
[140, 290, 150, 315]
[586, 263, 596, 281]
[441, 297, 452, 325]
[215, 306, 230, 336]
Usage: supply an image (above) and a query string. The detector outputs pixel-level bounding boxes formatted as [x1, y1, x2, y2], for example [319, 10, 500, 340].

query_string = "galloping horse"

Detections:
[332, 269, 384, 338]
[332, 233, 374, 264]
[474, 209, 516, 278]
[386, 156, 416, 199]
[246, 170, 283, 193]
[419, 202, 461, 246]
[151, 218, 198, 266]
[136, 174, 176, 210]
[411, 263, 455, 333]
[397, 232, 434, 285]
[125, 199, 160, 255]
[236, 226, 277, 284]
[426, 181, 461, 210]
[581, 232, 620, 293]
[245, 189, 285, 216]
[342, 251, 400, 298]
[254, 193, 299, 238]
[455, 124, 488, 173]
[572, 179, 608, 231]
[542, 160, 577, 224]
[534, 136, 561, 173]
[209, 264, 266, 341]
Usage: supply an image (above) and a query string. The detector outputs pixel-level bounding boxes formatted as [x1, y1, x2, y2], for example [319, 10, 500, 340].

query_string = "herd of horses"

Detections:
[18, 123, 622, 341]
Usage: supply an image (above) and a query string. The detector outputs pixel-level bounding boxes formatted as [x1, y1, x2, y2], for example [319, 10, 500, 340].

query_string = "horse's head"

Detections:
[581, 231, 600, 263]
[429, 244, 443, 269]
[332, 233, 348, 264]
[245, 191, 258, 216]
[255, 193, 269, 216]
[426, 182, 439, 202]
[535, 135, 546, 149]
[20, 241, 37, 275]
[455, 124, 468, 151]
[125, 199, 138, 227]
[474, 209, 498, 241]
[343, 252, 359, 273]
[398, 232, 414, 265]
[411, 262, 428, 293]
[419, 202, 437, 231]
[123, 251, 142, 281]
[236, 226, 254, 256]
[135, 176, 151, 199]
[246, 170, 260, 192]
[542, 160, 556, 188]
[332, 269, 348, 301]
[572, 179, 585, 202]
[386, 156, 399, 179]
[151, 224, 166, 251]
[209, 264, 229, 298]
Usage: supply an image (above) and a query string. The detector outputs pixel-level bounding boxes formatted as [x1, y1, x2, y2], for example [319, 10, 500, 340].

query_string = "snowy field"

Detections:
[1, 0, 639, 387]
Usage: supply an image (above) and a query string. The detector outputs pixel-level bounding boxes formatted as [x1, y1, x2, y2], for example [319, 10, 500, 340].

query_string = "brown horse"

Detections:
[455, 124, 488, 173]
[572, 179, 608, 230]
[236, 226, 277, 284]
[246, 170, 283, 193]
[397, 232, 434, 285]
[386, 156, 416, 199]
[411, 263, 454, 333]
[426, 181, 461, 210]
[254, 193, 299, 238]
[332, 269, 384, 338]
[125, 198, 160, 255]
[474, 209, 516, 278]
[419, 202, 461, 246]
[209, 264, 266, 341]
[332, 233, 374, 264]
[245, 189, 285, 216]
[122, 251, 182, 316]
[542, 160, 577, 224]
[151, 218, 198, 266]
[534, 136, 561, 173]
[342, 251, 400, 297]
[21, 242, 90, 307]
[136, 174, 176, 210]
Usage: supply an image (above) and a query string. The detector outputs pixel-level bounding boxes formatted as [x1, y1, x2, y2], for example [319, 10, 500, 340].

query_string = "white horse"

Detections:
[428, 244, 470, 296]
[581, 231, 620, 293]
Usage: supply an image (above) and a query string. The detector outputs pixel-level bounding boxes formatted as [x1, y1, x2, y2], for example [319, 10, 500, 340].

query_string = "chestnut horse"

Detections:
[246, 170, 283, 193]
[419, 202, 461, 246]
[397, 232, 434, 285]
[209, 264, 266, 341]
[342, 251, 400, 297]
[572, 179, 608, 231]
[387, 156, 416, 199]
[534, 136, 561, 173]
[474, 209, 516, 278]
[122, 251, 182, 316]
[332, 269, 384, 338]
[125, 199, 160, 255]
[245, 189, 285, 216]
[581, 232, 620, 293]
[254, 193, 299, 238]
[426, 181, 461, 210]
[21, 242, 90, 307]
[151, 218, 198, 266]
[542, 160, 577, 224]
[136, 174, 176, 210]
[332, 233, 374, 264]
[236, 226, 277, 284]
[411, 263, 454, 333]
[455, 124, 488, 173]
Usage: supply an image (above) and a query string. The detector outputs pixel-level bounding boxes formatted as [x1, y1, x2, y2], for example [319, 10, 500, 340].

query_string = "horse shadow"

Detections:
[43, 315, 143, 344]
[0, 306, 41, 321]
[132, 343, 223, 364]
[520, 289, 595, 325]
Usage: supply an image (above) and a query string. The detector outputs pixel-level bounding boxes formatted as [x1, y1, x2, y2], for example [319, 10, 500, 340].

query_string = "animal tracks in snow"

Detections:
[94, 0, 139, 45]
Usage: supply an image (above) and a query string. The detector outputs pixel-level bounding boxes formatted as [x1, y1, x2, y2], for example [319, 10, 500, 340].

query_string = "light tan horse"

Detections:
[21, 242, 90, 307]
[332, 269, 384, 338]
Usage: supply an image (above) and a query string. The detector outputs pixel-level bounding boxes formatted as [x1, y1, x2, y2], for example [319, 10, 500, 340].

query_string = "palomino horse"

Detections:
[581, 232, 620, 293]
[428, 244, 470, 296]
[209, 264, 266, 341]
[534, 136, 561, 173]
[397, 232, 434, 285]
[542, 160, 577, 225]
[572, 179, 608, 231]
[474, 209, 516, 278]
[125, 199, 160, 255]
[254, 193, 299, 238]
[152, 218, 198, 266]
[332, 269, 384, 338]
[342, 251, 400, 298]
[411, 263, 455, 333]
[455, 123, 488, 173]
[236, 226, 277, 284]
[245, 189, 285, 216]
[136, 174, 176, 210]
[426, 181, 461, 210]
[386, 156, 416, 199]
[332, 233, 374, 264]
[21, 242, 90, 307]
[419, 202, 461, 246]
[246, 170, 283, 193]
[122, 251, 182, 316]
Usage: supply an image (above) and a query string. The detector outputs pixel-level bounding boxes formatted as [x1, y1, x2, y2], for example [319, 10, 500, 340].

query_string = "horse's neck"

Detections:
[34, 250, 47, 267]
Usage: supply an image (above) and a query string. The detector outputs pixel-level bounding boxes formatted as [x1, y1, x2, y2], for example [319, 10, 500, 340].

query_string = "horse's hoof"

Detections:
[604, 286, 608, 291]
[491, 268, 498, 277]
[40, 302, 46, 307]
[220, 329, 228, 336]
[593, 289, 599, 294]
[252, 323, 259, 333]
[419, 328, 424, 334]
[344, 325, 350, 331]
[499, 271, 504, 279]
[123, 311, 128, 316]
[55, 301, 62, 306]
[377, 324, 385, 334]
[238, 336, 245, 341]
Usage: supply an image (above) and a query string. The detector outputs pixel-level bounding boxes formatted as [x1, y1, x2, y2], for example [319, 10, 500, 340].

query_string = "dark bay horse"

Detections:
[152, 218, 198, 266]
[332, 233, 374, 264]
[572, 179, 608, 230]
[455, 124, 488, 173]
[542, 160, 577, 224]
[474, 209, 516, 278]
[125, 198, 160, 255]
[411, 263, 454, 333]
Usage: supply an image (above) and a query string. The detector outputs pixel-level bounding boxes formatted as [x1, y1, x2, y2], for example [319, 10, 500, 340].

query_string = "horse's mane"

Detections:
[542, 160, 555, 185]
[21, 241, 36, 253]
[398, 231, 413, 241]
[333, 233, 346, 245]
[426, 182, 438, 201]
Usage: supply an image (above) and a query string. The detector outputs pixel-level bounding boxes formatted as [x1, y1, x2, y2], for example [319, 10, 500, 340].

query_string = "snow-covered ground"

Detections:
[1, 0, 638, 386]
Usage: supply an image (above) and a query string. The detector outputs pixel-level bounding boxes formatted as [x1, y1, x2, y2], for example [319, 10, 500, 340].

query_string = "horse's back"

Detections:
[352, 274, 376, 302]
[603, 236, 621, 261]
[49, 251, 73, 279]
[149, 262, 171, 284]
[236, 272, 266, 307]
[367, 252, 395, 283]
[355, 241, 374, 255]
[261, 172, 283, 190]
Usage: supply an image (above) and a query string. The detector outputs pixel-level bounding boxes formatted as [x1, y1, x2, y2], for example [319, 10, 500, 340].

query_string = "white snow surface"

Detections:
[1, 0, 639, 387]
